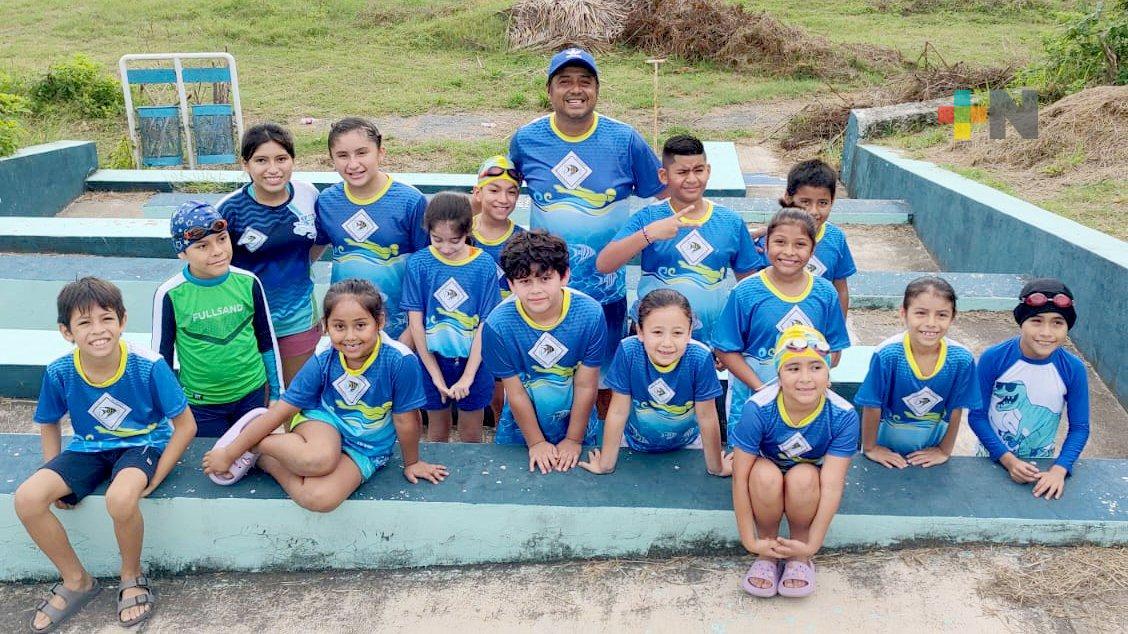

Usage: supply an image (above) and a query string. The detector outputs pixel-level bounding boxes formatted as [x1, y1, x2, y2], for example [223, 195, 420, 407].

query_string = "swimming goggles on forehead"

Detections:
[181, 218, 228, 241]
[478, 165, 524, 183]
[780, 335, 831, 355]
[1021, 292, 1073, 309]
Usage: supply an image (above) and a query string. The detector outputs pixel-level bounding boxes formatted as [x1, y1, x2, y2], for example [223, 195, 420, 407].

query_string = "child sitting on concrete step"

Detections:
[203, 278, 448, 509]
[152, 201, 282, 437]
[968, 278, 1090, 500]
[16, 277, 196, 630]
[731, 325, 858, 599]
[856, 276, 980, 468]
[482, 230, 607, 473]
[579, 289, 730, 477]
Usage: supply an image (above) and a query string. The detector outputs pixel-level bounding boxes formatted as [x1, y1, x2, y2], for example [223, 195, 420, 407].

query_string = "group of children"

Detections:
[14, 119, 1093, 628]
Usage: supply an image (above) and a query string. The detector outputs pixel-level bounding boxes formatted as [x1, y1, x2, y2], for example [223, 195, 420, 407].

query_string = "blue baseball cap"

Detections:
[547, 47, 598, 81]
[170, 200, 227, 253]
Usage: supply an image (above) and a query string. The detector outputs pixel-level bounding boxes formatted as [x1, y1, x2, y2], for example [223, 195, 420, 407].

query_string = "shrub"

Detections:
[1016, 1, 1128, 100]
[32, 54, 123, 118]
[0, 118, 22, 157]
[0, 92, 31, 117]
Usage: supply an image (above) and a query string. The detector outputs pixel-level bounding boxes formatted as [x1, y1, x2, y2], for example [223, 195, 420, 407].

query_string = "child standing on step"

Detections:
[203, 279, 448, 510]
[315, 117, 428, 343]
[712, 208, 850, 436]
[16, 277, 196, 630]
[152, 201, 283, 437]
[753, 159, 856, 318]
[218, 122, 325, 384]
[471, 155, 526, 416]
[968, 278, 1090, 500]
[402, 192, 501, 442]
[856, 276, 980, 468]
[732, 325, 858, 599]
[596, 134, 758, 343]
[579, 289, 730, 476]
[482, 230, 608, 473]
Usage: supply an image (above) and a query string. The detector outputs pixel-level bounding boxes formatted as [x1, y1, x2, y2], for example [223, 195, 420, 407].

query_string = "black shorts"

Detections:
[41, 446, 162, 505]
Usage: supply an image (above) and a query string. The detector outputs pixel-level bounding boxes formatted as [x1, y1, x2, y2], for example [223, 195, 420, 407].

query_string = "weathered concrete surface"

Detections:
[0, 141, 97, 217]
[0, 546, 1123, 633]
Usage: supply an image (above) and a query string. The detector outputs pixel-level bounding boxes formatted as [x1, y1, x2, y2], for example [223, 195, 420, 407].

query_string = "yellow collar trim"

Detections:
[778, 393, 825, 429]
[339, 337, 381, 376]
[761, 270, 814, 303]
[74, 340, 128, 388]
[815, 223, 826, 242]
[649, 356, 681, 374]
[429, 245, 481, 266]
[516, 288, 572, 331]
[903, 333, 947, 381]
[472, 217, 516, 246]
[344, 174, 393, 206]
[673, 199, 714, 225]
[550, 113, 599, 143]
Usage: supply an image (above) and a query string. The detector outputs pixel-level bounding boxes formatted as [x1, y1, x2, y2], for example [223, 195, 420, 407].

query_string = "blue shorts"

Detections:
[42, 446, 162, 505]
[420, 355, 494, 412]
[600, 297, 628, 379]
[191, 384, 267, 438]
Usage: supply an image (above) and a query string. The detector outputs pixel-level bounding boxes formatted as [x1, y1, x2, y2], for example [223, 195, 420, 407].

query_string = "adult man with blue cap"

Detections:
[509, 46, 665, 421]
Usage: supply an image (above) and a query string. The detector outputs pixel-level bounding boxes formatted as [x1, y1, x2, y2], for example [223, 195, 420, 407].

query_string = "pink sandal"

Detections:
[777, 559, 816, 598]
[208, 407, 268, 486]
[740, 559, 782, 597]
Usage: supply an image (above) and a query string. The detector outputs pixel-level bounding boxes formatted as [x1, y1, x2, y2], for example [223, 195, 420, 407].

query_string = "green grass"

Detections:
[0, 0, 1071, 166]
[1039, 180, 1128, 241]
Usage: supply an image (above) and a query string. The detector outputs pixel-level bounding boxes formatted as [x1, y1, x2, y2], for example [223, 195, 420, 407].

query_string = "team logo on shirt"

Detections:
[343, 209, 378, 243]
[87, 393, 131, 431]
[434, 278, 469, 312]
[775, 306, 814, 332]
[551, 151, 592, 190]
[495, 263, 505, 280]
[676, 230, 714, 266]
[647, 378, 675, 405]
[779, 431, 813, 460]
[529, 332, 568, 368]
[805, 256, 827, 277]
[902, 387, 943, 418]
[332, 373, 371, 406]
[238, 228, 268, 253]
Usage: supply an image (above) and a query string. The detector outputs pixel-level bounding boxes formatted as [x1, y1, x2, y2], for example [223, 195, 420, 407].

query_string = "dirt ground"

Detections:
[0, 545, 1124, 633]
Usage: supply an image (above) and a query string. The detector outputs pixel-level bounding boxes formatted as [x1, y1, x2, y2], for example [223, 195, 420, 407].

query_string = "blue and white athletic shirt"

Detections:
[218, 181, 323, 337]
[604, 336, 722, 452]
[967, 337, 1090, 472]
[315, 179, 428, 338]
[615, 199, 758, 341]
[472, 217, 526, 298]
[482, 289, 608, 445]
[710, 271, 850, 432]
[854, 333, 980, 454]
[730, 383, 859, 470]
[282, 333, 427, 468]
[401, 246, 501, 359]
[752, 222, 857, 282]
[35, 341, 187, 453]
[509, 113, 664, 305]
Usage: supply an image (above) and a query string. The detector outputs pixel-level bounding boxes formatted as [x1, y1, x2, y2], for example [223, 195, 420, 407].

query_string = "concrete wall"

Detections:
[841, 111, 1128, 407]
[0, 141, 97, 217]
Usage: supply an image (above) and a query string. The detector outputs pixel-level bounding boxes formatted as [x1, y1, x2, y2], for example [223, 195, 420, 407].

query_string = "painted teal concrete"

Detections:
[86, 142, 748, 196]
[851, 271, 1029, 311]
[0, 217, 172, 258]
[0, 434, 1122, 580]
[0, 141, 97, 217]
[841, 133, 1128, 408]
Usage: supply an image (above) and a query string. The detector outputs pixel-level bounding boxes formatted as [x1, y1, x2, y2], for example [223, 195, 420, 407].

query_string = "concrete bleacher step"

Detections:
[136, 192, 912, 224]
[84, 141, 747, 196]
[1, 435, 1123, 580]
[0, 327, 873, 400]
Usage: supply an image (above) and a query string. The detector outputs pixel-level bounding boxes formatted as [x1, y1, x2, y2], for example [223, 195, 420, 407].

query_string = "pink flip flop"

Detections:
[777, 559, 816, 598]
[740, 558, 782, 597]
[208, 407, 268, 486]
